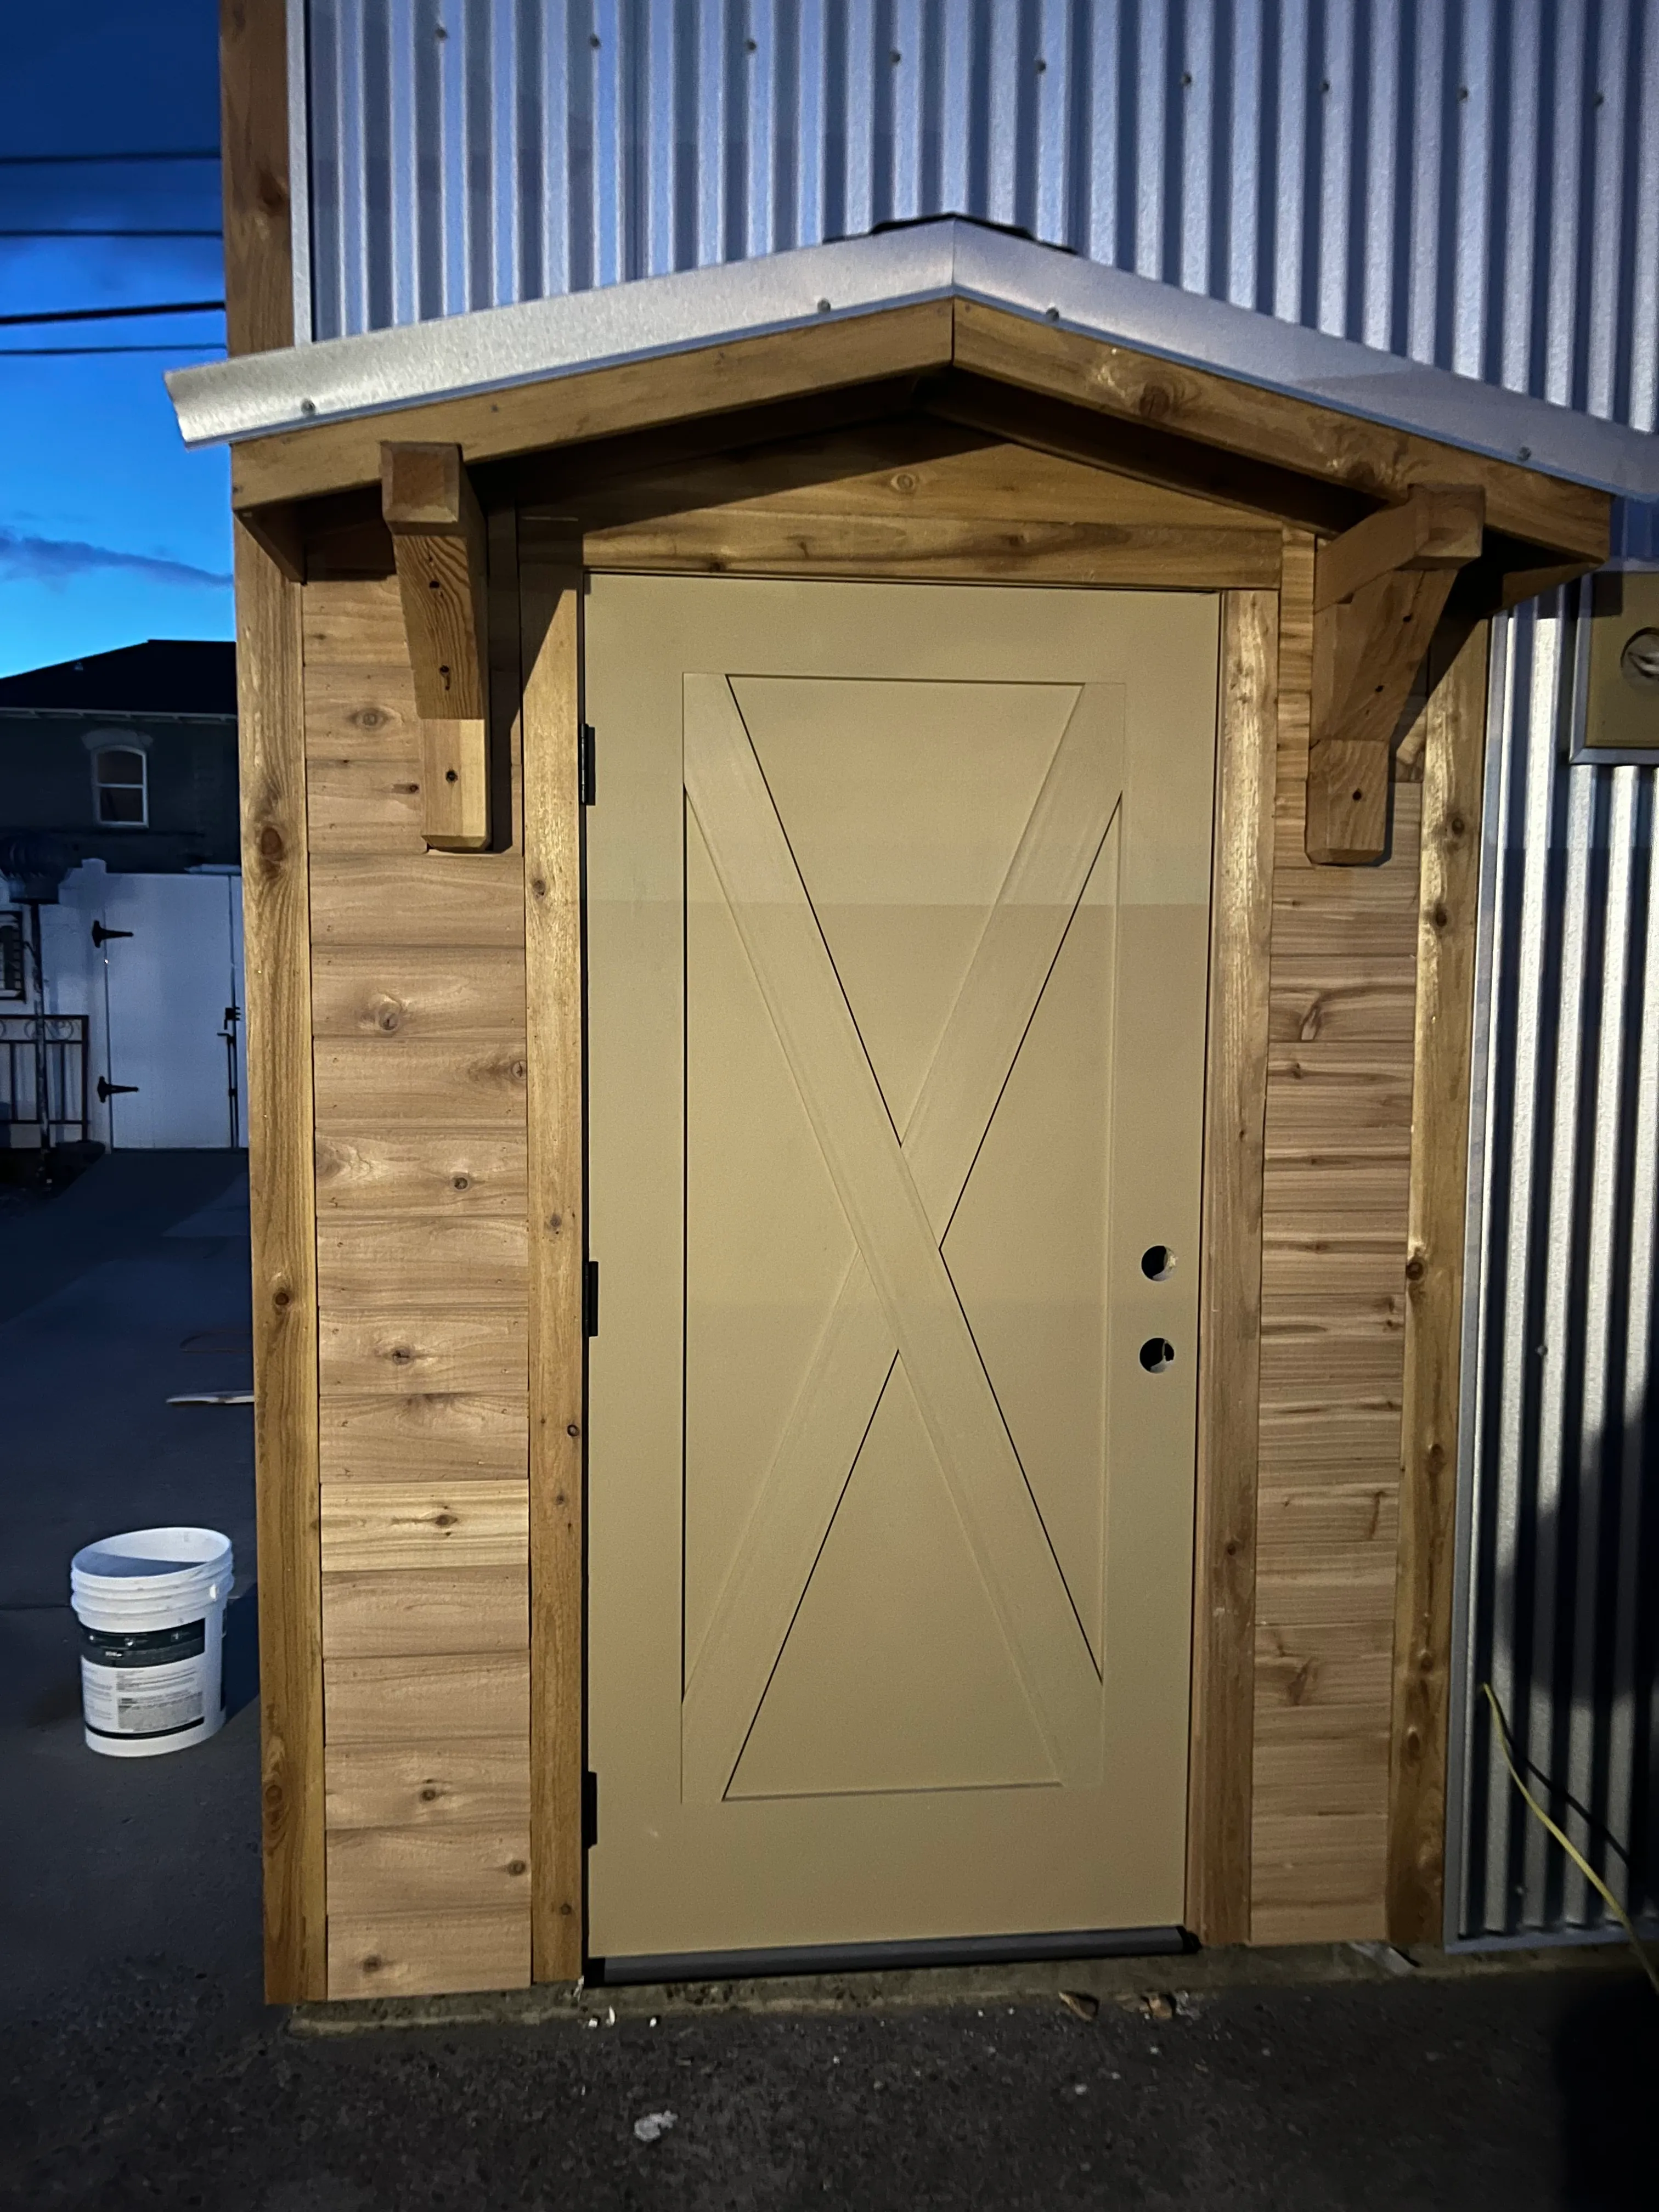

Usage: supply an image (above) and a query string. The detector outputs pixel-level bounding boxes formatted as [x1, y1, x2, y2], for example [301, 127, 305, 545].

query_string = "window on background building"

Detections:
[93, 747, 147, 827]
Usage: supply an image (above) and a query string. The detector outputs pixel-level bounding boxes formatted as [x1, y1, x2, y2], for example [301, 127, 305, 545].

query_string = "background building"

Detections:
[0, 641, 246, 1155]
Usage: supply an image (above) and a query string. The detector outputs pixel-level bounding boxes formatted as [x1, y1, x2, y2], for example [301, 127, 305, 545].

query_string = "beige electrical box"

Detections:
[1583, 572, 1659, 752]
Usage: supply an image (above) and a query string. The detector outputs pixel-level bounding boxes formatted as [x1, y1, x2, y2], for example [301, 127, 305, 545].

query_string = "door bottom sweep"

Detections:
[589, 1924, 1190, 1987]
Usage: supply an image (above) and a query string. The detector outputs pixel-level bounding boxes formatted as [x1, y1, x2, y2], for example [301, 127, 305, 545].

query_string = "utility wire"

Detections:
[0, 301, 224, 328]
[0, 150, 219, 166]
[0, 228, 223, 240]
[0, 344, 228, 357]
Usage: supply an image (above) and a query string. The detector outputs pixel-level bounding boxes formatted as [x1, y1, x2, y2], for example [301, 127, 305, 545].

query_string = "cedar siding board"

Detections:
[303, 574, 532, 2000]
[1251, 532, 1420, 1944]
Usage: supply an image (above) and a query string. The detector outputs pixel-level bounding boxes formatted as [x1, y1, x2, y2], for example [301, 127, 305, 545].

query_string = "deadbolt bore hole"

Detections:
[1139, 1337, 1176, 1373]
[1140, 1244, 1175, 1280]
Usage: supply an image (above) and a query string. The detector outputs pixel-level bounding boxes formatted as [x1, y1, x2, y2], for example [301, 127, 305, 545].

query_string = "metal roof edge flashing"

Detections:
[167, 216, 1659, 502]
[166, 225, 962, 452]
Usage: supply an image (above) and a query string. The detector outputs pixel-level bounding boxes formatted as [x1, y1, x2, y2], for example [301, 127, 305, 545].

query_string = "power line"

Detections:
[0, 344, 227, 357]
[0, 300, 224, 329]
[0, 228, 223, 240]
[0, 150, 219, 166]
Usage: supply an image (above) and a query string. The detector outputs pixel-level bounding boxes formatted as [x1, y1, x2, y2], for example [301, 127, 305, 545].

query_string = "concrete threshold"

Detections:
[287, 1932, 1641, 2039]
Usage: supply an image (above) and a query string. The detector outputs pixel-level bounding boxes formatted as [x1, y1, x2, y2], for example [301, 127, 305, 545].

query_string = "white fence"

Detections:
[29, 863, 246, 1151]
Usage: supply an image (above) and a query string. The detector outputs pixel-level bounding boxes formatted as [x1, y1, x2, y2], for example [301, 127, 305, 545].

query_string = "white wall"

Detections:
[39, 862, 245, 1149]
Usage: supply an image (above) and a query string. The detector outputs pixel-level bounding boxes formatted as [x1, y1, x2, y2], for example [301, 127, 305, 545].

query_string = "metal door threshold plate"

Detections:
[591, 1926, 1189, 1987]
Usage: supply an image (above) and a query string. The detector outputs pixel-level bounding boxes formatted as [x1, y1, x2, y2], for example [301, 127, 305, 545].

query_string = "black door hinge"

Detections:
[91, 921, 134, 947]
[584, 1258, 600, 1338]
[579, 723, 596, 806]
[583, 1769, 599, 1849]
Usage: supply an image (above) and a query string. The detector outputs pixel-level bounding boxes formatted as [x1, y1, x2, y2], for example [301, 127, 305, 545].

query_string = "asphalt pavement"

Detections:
[0, 1152, 1653, 2211]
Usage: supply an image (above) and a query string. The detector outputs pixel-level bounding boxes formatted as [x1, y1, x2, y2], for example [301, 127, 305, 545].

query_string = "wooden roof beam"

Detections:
[1305, 486, 1486, 866]
[381, 442, 491, 853]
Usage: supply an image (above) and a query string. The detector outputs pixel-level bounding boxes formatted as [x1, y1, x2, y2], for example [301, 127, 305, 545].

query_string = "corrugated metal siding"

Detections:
[300, 0, 1659, 432]
[1452, 596, 1659, 1943]
[296, 0, 1659, 1943]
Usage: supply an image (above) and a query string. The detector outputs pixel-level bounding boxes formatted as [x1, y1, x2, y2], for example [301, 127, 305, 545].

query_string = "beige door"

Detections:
[585, 575, 1217, 1966]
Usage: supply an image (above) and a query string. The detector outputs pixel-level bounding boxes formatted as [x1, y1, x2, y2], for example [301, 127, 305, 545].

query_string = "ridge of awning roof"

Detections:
[166, 218, 1659, 501]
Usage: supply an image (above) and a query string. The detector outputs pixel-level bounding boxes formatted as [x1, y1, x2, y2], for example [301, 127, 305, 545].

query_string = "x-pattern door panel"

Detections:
[682, 673, 1122, 1800]
[585, 575, 1218, 1962]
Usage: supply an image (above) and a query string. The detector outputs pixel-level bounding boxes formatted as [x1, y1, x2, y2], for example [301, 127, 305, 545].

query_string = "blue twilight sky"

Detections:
[1, 2, 232, 676]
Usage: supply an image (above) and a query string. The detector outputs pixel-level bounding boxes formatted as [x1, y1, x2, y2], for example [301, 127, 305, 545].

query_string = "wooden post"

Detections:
[1386, 620, 1491, 1944]
[219, 0, 294, 357]
[521, 526, 586, 1980]
[382, 444, 492, 852]
[1186, 589, 1278, 1944]
[234, 521, 327, 2001]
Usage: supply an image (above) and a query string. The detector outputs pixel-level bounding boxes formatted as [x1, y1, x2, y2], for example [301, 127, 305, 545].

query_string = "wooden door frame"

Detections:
[518, 545, 1277, 1973]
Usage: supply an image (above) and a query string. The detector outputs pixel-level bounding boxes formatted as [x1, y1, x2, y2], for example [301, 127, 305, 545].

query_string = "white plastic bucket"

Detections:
[69, 1527, 233, 1758]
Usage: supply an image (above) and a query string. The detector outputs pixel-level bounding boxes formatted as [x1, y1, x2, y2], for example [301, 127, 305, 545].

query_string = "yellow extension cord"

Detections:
[1481, 1681, 1659, 1999]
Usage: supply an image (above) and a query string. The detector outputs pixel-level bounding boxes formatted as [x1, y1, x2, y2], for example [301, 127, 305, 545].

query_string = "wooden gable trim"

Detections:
[230, 303, 958, 511]
[951, 302, 1611, 566]
[228, 300, 1612, 581]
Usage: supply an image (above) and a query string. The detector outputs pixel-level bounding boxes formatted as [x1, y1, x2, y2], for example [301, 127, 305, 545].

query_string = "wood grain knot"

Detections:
[1431, 902, 1449, 930]
[255, 166, 289, 220]
[546, 1211, 563, 1233]
[432, 1511, 459, 1530]
[507, 1859, 528, 1878]
[530, 877, 548, 900]
[258, 825, 284, 862]
[388, 1345, 415, 1364]
[1450, 813, 1466, 837]
[566, 1423, 580, 1439]
[419, 1786, 441, 1802]
[1285, 1657, 1318, 1706]
[360, 1954, 383, 1974]
[558, 1901, 573, 1916]
[353, 708, 385, 729]
[452, 1174, 470, 1190]
[554, 1490, 567, 1508]
[1133, 381, 1175, 424]
[272, 1284, 292, 1311]
[1404, 1254, 1426, 1283]
[372, 998, 403, 1032]
[889, 471, 918, 495]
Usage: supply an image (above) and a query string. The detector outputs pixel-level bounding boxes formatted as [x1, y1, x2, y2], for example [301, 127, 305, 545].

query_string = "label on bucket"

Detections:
[80, 1618, 209, 1740]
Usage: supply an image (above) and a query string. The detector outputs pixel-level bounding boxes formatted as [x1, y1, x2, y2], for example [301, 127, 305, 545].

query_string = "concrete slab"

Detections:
[1, 1152, 1654, 2209]
[0, 1151, 263, 2024]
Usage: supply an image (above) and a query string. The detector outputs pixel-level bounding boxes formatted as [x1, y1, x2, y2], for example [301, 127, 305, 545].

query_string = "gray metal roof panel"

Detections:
[166, 219, 1659, 500]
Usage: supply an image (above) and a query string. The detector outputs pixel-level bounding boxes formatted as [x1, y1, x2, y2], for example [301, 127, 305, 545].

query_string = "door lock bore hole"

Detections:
[1139, 1337, 1176, 1373]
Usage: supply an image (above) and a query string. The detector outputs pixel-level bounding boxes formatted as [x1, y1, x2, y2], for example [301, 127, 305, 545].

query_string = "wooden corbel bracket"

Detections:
[1305, 483, 1485, 864]
[381, 442, 490, 851]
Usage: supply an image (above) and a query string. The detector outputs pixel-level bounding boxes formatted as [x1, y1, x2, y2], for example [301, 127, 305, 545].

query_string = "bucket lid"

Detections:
[71, 1526, 233, 1593]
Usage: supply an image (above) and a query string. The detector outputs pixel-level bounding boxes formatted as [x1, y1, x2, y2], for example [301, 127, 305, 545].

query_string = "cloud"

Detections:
[0, 527, 229, 590]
